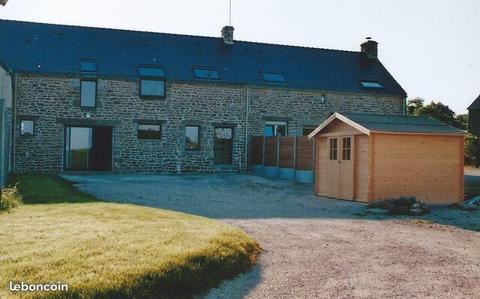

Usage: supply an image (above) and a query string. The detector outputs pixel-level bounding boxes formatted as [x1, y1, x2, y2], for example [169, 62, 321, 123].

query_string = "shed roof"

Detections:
[0, 19, 407, 96]
[308, 113, 464, 139]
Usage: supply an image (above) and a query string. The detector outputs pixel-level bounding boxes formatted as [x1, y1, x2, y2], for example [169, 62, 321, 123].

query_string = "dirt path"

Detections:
[64, 174, 480, 299]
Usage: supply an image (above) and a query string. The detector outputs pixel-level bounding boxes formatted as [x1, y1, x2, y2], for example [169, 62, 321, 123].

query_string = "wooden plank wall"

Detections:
[279, 137, 295, 168]
[372, 134, 464, 204]
[251, 136, 264, 165]
[264, 137, 278, 166]
[355, 135, 370, 202]
[296, 136, 313, 170]
[249, 135, 314, 170]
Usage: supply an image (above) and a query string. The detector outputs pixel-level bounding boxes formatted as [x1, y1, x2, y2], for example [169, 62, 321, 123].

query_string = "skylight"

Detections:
[193, 68, 220, 80]
[361, 81, 383, 89]
[261, 72, 287, 84]
[80, 61, 97, 73]
[139, 66, 165, 77]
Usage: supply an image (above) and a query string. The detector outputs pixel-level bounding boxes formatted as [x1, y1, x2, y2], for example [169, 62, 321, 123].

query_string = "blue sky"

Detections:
[1, 0, 479, 114]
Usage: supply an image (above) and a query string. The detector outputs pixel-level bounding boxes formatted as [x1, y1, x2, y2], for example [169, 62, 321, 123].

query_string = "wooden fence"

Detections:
[250, 136, 314, 170]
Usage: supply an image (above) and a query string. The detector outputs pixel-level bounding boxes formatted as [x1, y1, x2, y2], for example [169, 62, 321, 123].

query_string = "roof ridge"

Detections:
[0, 18, 360, 54]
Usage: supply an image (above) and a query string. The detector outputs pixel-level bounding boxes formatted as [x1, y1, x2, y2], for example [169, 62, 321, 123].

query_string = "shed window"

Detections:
[342, 137, 351, 160]
[139, 67, 166, 98]
[193, 68, 219, 80]
[21, 120, 34, 135]
[137, 124, 161, 140]
[361, 81, 383, 89]
[80, 61, 97, 73]
[265, 121, 287, 136]
[329, 138, 338, 160]
[186, 126, 200, 150]
[80, 80, 97, 107]
[261, 72, 287, 84]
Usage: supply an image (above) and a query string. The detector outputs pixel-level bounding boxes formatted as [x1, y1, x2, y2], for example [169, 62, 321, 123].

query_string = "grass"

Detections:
[7, 174, 98, 204]
[1, 175, 260, 299]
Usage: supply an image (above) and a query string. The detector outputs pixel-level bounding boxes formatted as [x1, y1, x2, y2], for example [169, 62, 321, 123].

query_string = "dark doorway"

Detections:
[64, 126, 113, 171]
[214, 127, 233, 164]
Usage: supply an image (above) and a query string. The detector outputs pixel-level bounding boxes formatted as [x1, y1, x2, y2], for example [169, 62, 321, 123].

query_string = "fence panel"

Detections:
[296, 136, 314, 170]
[251, 136, 264, 165]
[279, 136, 294, 168]
[264, 137, 278, 166]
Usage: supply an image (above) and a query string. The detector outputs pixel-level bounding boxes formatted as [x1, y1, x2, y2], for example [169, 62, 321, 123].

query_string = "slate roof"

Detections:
[468, 94, 480, 110]
[342, 113, 464, 135]
[0, 19, 406, 96]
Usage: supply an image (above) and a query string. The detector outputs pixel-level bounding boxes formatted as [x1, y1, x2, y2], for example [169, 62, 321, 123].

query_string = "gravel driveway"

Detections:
[64, 173, 480, 299]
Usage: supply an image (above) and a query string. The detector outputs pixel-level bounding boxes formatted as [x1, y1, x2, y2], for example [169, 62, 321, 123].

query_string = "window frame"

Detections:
[261, 71, 288, 85]
[20, 119, 35, 136]
[342, 137, 351, 160]
[192, 67, 220, 81]
[80, 79, 97, 108]
[139, 66, 166, 99]
[264, 121, 288, 137]
[79, 59, 97, 73]
[185, 125, 200, 151]
[137, 123, 162, 140]
[329, 138, 338, 160]
[360, 81, 384, 89]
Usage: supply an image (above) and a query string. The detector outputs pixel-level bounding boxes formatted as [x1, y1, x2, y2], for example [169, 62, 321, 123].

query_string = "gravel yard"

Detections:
[64, 173, 480, 299]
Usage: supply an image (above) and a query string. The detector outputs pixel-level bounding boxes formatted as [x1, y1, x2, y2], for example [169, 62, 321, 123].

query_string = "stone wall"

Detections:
[13, 73, 404, 173]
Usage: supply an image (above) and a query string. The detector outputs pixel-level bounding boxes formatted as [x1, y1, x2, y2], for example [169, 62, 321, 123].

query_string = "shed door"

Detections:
[324, 136, 354, 200]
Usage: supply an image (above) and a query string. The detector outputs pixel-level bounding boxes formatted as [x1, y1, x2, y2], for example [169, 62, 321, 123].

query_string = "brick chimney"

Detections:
[221, 26, 234, 45]
[361, 37, 378, 59]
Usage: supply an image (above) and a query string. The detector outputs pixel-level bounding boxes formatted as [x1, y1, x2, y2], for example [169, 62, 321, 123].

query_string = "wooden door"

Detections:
[323, 136, 354, 200]
[338, 136, 354, 200]
[324, 137, 340, 198]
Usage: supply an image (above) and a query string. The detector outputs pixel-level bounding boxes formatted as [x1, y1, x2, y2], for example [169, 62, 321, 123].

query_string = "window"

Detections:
[264, 121, 287, 136]
[329, 138, 338, 160]
[342, 137, 351, 160]
[139, 66, 166, 98]
[80, 80, 97, 107]
[137, 124, 161, 140]
[193, 68, 219, 80]
[20, 120, 34, 135]
[80, 61, 97, 73]
[303, 126, 316, 136]
[185, 126, 200, 150]
[261, 72, 287, 84]
[361, 81, 383, 89]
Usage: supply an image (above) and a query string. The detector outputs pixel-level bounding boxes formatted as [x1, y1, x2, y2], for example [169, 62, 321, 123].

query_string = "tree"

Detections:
[407, 98, 466, 130]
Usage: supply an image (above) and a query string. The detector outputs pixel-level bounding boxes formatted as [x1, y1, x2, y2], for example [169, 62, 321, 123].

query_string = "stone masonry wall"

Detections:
[14, 73, 403, 173]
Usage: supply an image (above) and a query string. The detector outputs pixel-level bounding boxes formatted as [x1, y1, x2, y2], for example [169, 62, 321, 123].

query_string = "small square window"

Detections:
[185, 126, 200, 150]
[81, 80, 97, 107]
[80, 61, 97, 72]
[261, 72, 287, 84]
[137, 124, 161, 140]
[303, 126, 316, 136]
[361, 81, 383, 89]
[21, 120, 34, 136]
[264, 121, 287, 136]
[140, 79, 165, 98]
[193, 68, 219, 80]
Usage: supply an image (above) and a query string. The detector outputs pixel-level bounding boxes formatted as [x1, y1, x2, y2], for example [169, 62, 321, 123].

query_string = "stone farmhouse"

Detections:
[0, 19, 406, 176]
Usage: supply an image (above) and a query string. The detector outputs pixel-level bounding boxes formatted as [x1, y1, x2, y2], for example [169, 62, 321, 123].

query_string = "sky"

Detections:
[1, 0, 479, 114]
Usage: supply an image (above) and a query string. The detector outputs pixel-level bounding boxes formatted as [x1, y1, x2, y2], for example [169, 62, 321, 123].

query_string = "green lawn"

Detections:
[1, 175, 259, 299]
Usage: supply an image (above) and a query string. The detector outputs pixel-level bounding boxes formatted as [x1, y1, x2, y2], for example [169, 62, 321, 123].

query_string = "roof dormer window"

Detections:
[361, 81, 383, 89]
[80, 60, 97, 73]
[193, 68, 219, 80]
[261, 72, 287, 84]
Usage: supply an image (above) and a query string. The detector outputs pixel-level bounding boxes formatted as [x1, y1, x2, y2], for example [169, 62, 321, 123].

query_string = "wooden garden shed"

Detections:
[308, 113, 464, 204]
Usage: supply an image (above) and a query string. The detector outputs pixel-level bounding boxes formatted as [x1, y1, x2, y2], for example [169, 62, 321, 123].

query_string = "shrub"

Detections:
[465, 133, 480, 166]
[0, 185, 23, 212]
